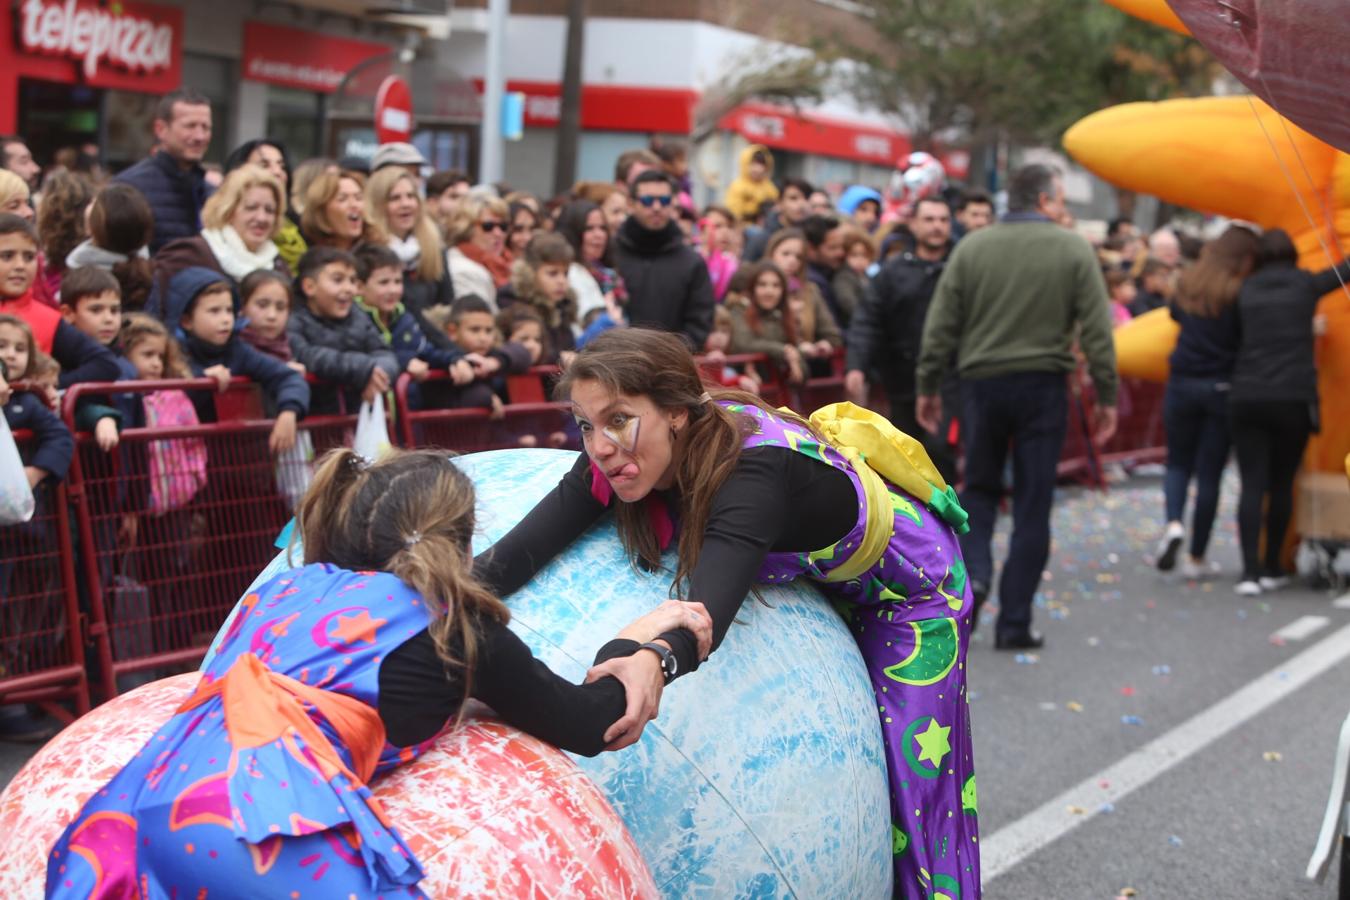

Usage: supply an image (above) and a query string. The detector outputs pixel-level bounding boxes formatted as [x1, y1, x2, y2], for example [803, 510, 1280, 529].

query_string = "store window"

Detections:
[17, 79, 102, 169]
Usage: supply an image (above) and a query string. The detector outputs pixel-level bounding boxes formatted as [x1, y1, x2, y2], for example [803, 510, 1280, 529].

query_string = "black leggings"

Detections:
[1230, 399, 1312, 579]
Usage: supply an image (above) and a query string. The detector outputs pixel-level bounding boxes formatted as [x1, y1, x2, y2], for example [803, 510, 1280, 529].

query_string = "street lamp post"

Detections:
[479, 0, 509, 185]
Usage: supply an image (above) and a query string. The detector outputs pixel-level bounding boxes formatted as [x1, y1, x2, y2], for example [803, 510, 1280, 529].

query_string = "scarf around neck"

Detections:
[457, 240, 513, 288]
[389, 233, 421, 271]
[65, 239, 148, 271]
[201, 226, 279, 282]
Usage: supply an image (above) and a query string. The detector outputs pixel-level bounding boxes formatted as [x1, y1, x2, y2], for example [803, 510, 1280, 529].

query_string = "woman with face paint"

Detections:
[471, 328, 980, 897]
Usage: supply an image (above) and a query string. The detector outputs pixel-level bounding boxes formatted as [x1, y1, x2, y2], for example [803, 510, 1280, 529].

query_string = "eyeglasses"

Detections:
[636, 195, 673, 208]
[479, 221, 506, 233]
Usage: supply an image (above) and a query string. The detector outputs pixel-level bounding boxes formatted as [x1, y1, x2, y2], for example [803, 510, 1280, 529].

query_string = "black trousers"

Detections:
[1229, 398, 1312, 579]
[958, 372, 1067, 639]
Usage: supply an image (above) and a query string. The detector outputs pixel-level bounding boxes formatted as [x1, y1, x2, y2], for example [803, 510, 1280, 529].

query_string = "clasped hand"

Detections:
[583, 600, 713, 751]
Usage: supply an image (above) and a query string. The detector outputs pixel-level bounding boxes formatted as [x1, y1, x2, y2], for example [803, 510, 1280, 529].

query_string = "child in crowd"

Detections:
[702, 305, 762, 395]
[0, 214, 120, 389]
[726, 262, 805, 384]
[724, 145, 779, 223]
[0, 316, 72, 492]
[494, 305, 571, 447]
[0, 325, 75, 743]
[161, 267, 308, 453]
[353, 244, 472, 410]
[496, 306, 547, 369]
[238, 270, 303, 374]
[427, 295, 532, 416]
[288, 247, 398, 416]
[834, 229, 876, 321]
[115, 313, 208, 515]
[237, 269, 321, 510]
[56, 267, 127, 451]
[699, 205, 739, 302]
[498, 233, 580, 365]
[765, 228, 843, 374]
[1105, 268, 1137, 329]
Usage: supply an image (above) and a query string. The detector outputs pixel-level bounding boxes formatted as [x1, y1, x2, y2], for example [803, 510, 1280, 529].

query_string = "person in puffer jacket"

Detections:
[287, 246, 399, 415]
[153, 266, 308, 451]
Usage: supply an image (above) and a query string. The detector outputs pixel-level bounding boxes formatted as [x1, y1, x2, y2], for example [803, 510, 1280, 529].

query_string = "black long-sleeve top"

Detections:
[471, 447, 856, 682]
[378, 616, 636, 756]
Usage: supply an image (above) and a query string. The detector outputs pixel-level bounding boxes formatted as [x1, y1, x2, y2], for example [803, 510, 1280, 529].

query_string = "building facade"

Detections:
[3, 0, 940, 198]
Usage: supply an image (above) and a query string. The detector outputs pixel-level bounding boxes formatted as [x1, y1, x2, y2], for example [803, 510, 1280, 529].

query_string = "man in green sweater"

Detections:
[915, 163, 1118, 651]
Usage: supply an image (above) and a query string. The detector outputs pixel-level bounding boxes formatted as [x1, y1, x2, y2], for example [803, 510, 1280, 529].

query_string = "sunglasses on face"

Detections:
[479, 221, 505, 233]
[636, 195, 673, 208]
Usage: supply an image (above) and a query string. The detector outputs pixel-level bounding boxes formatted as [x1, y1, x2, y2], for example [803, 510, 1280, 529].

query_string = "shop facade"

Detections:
[3, 0, 467, 174]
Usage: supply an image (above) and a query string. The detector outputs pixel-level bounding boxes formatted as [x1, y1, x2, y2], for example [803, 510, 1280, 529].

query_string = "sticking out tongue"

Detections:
[613, 464, 639, 480]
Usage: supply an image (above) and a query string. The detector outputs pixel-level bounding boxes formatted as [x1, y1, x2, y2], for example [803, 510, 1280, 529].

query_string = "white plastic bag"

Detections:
[353, 393, 391, 462]
[274, 428, 315, 510]
[0, 412, 35, 525]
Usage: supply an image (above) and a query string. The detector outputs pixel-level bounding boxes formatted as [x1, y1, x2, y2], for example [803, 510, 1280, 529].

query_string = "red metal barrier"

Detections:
[62, 379, 367, 697]
[0, 428, 89, 719]
[1057, 371, 1167, 487]
[394, 371, 577, 451]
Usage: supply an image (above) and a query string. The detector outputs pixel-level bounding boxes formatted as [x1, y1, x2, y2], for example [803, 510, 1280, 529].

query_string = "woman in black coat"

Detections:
[1229, 229, 1350, 595]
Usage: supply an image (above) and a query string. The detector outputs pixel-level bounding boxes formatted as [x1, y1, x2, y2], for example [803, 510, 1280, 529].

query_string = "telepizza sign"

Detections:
[12, 0, 183, 91]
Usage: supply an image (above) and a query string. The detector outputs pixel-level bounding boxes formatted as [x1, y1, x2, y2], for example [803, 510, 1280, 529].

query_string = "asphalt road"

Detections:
[970, 472, 1350, 900]
[3, 470, 1348, 900]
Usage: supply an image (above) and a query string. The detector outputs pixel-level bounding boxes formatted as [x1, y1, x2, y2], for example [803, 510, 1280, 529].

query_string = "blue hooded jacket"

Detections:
[837, 185, 883, 218]
[155, 266, 309, 423]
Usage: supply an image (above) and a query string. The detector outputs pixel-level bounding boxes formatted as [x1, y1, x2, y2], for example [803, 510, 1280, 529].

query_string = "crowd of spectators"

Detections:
[1, 82, 1330, 736]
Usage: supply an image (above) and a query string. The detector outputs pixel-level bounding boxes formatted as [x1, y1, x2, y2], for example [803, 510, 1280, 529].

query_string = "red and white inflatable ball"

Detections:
[0, 674, 657, 899]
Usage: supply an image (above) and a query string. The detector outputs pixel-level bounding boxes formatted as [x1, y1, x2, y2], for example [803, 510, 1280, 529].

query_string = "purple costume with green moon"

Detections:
[733, 402, 978, 898]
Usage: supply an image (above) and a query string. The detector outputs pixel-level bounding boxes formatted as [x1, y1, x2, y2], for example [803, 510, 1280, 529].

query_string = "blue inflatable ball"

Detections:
[210, 449, 892, 897]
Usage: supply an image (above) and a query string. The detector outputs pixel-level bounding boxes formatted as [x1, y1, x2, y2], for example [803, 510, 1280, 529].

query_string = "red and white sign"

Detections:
[10, 0, 181, 90]
[720, 103, 911, 166]
[472, 79, 699, 134]
[374, 75, 412, 143]
[241, 22, 390, 94]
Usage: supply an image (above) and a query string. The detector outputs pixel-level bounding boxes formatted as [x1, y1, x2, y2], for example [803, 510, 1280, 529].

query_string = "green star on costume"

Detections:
[914, 718, 951, 767]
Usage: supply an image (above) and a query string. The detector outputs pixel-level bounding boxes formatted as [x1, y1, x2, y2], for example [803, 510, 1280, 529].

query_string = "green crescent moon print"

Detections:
[883, 618, 960, 686]
[892, 825, 909, 856]
[961, 774, 977, 815]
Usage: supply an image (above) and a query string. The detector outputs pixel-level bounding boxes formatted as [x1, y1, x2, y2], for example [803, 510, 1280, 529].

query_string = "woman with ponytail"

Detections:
[45, 447, 711, 899]
[472, 327, 980, 897]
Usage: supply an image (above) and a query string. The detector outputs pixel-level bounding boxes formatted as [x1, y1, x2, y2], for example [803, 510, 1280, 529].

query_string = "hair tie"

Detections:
[699, 392, 712, 404]
[404, 531, 423, 548]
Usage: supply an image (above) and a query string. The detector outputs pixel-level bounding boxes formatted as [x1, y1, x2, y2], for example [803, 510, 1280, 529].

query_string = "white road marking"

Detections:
[1332, 593, 1350, 610]
[981, 621, 1350, 884]
[1272, 615, 1331, 643]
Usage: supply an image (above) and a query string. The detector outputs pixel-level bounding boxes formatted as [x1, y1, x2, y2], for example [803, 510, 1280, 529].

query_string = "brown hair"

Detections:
[763, 227, 806, 277]
[296, 448, 510, 714]
[119, 312, 190, 378]
[556, 328, 812, 592]
[740, 261, 797, 345]
[301, 170, 383, 248]
[571, 180, 624, 207]
[841, 227, 876, 261]
[36, 171, 95, 274]
[1174, 225, 1260, 318]
[60, 265, 121, 305]
[1103, 268, 1132, 293]
[0, 313, 53, 380]
[88, 184, 154, 309]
